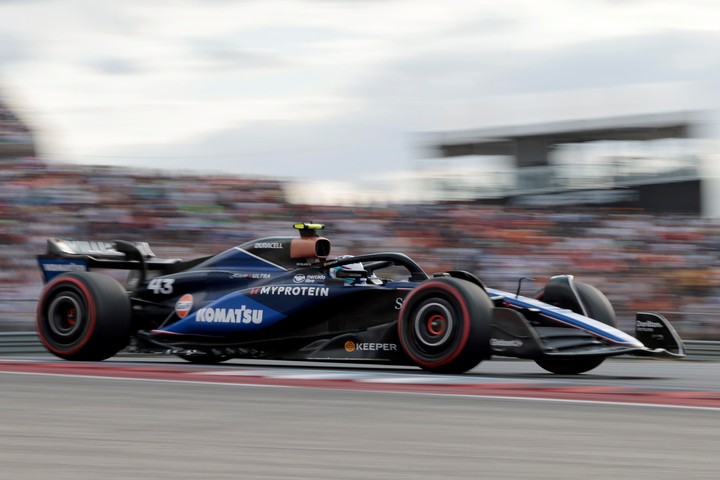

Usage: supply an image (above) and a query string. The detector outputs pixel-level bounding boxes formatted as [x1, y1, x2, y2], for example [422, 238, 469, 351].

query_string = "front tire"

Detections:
[398, 277, 492, 373]
[36, 272, 132, 361]
[534, 280, 616, 374]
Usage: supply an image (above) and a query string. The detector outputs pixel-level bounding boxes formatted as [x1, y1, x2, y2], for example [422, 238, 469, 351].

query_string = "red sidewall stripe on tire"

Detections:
[36, 276, 97, 356]
[398, 281, 471, 368]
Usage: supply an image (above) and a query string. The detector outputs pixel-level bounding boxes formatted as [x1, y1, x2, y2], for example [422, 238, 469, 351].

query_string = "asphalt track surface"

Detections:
[1, 355, 719, 479]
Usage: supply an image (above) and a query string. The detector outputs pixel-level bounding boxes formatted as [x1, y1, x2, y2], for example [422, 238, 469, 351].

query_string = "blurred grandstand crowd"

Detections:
[2, 156, 720, 338]
[0, 100, 33, 143]
[1, 99, 720, 338]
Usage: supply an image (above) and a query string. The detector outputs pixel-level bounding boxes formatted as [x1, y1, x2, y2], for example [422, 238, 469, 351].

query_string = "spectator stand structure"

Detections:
[419, 111, 704, 214]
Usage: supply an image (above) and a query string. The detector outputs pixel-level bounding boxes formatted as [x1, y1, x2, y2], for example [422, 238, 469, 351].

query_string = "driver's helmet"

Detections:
[329, 255, 365, 284]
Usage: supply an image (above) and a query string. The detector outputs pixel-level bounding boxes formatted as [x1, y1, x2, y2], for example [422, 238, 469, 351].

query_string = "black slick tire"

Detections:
[36, 272, 132, 361]
[534, 281, 616, 374]
[398, 277, 492, 373]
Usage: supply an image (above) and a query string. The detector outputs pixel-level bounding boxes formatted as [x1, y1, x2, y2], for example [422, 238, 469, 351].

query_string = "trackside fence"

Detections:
[0, 332, 47, 354]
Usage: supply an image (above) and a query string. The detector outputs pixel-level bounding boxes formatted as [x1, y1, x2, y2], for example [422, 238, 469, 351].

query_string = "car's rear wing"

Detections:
[37, 238, 195, 284]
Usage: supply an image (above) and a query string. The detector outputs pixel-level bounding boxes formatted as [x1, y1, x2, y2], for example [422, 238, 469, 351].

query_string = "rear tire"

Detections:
[534, 281, 616, 374]
[398, 277, 492, 373]
[36, 272, 132, 361]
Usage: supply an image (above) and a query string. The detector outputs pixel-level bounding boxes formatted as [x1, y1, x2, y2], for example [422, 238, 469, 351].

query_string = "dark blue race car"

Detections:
[36, 223, 685, 374]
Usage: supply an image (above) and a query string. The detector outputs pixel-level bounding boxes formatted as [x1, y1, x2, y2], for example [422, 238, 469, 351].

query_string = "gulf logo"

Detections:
[175, 294, 194, 318]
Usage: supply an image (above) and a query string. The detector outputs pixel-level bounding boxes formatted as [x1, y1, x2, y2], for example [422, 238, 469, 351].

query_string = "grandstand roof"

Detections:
[426, 111, 697, 159]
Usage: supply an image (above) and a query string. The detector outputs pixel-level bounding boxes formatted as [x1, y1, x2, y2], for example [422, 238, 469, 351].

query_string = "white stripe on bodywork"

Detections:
[486, 287, 642, 346]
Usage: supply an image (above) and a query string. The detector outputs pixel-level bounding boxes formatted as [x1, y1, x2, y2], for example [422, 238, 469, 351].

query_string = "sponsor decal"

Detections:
[293, 273, 327, 283]
[298, 274, 326, 283]
[395, 297, 404, 310]
[56, 240, 155, 257]
[250, 286, 329, 297]
[195, 305, 263, 324]
[637, 320, 663, 332]
[175, 294, 193, 318]
[490, 338, 523, 348]
[41, 262, 87, 273]
[345, 341, 398, 353]
[254, 242, 283, 249]
[230, 273, 272, 279]
[61, 240, 117, 254]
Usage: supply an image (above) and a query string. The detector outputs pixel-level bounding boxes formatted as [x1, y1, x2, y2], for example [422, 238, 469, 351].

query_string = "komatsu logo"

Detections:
[195, 306, 263, 324]
[251, 286, 329, 297]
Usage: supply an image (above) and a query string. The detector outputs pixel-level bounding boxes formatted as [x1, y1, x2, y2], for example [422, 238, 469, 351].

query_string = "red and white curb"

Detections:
[1, 359, 719, 409]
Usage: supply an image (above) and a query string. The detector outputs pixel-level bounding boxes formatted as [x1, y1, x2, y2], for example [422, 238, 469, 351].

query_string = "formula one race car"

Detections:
[36, 223, 685, 374]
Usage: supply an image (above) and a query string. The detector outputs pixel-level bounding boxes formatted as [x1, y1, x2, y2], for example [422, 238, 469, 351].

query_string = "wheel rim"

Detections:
[47, 292, 85, 341]
[413, 300, 455, 349]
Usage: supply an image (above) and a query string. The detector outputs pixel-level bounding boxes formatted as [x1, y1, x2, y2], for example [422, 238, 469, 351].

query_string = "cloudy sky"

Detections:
[1, 0, 719, 191]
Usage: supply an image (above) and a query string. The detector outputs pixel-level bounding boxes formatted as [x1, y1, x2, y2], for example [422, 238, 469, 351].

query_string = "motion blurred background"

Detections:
[2, 0, 720, 338]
